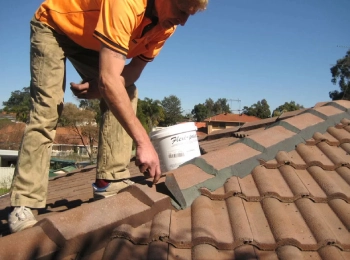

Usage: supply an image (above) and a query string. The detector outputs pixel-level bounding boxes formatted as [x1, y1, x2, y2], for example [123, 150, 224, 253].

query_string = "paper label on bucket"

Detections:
[170, 132, 198, 146]
[152, 129, 200, 172]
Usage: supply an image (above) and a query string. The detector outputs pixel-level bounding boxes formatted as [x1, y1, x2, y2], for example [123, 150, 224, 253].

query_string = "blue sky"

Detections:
[0, 0, 349, 115]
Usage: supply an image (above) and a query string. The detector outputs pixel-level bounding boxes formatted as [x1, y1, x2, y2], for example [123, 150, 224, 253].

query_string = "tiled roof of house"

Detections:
[1, 100, 350, 259]
[204, 113, 261, 123]
[194, 122, 207, 139]
[54, 126, 94, 145]
[0, 123, 93, 146]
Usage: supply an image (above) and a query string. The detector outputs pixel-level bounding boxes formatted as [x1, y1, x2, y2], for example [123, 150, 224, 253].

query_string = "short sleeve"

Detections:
[94, 0, 143, 56]
[138, 29, 176, 62]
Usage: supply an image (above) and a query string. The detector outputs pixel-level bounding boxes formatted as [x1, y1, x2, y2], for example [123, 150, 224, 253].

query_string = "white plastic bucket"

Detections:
[150, 122, 200, 172]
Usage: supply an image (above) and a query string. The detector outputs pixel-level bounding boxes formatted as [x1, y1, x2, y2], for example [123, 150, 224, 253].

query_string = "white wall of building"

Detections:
[0, 167, 15, 189]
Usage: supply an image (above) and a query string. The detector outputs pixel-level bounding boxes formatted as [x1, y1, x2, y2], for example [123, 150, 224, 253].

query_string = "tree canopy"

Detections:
[79, 99, 101, 125]
[204, 98, 215, 117]
[329, 49, 350, 100]
[242, 99, 271, 119]
[272, 101, 304, 117]
[191, 103, 208, 122]
[191, 98, 231, 122]
[160, 95, 183, 126]
[213, 98, 231, 114]
[2, 87, 31, 122]
[137, 98, 164, 133]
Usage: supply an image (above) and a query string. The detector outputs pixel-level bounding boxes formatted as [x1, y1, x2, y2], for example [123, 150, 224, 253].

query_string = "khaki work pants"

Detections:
[10, 17, 137, 208]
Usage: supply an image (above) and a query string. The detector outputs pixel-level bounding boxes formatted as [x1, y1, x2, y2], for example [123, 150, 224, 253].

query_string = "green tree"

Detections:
[329, 49, 350, 100]
[79, 99, 101, 125]
[213, 98, 230, 114]
[183, 112, 194, 121]
[59, 103, 98, 162]
[160, 95, 183, 126]
[2, 87, 31, 122]
[191, 103, 208, 122]
[272, 101, 304, 117]
[136, 100, 148, 132]
[137, 98, 164, 132]
[204, 98, 215, 117]
[242, 99, 271, 119]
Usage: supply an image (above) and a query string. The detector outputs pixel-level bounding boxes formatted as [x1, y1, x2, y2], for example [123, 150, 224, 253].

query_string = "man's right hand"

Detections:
[70, 80, 101, 99]
[135, 141, 161, 184]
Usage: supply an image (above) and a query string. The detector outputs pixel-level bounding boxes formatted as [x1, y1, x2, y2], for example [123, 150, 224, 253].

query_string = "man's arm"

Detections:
[99, 44, 161, 183]
[70, 56, 147, 99]
[122, 56, 147, 87]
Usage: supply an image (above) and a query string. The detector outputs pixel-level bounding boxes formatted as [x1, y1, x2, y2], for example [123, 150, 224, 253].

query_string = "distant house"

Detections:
[204, 113, 261, 134]
[0, 112, 16, 122]
[194, 122, 207, 140]
[53, 127, 98, 157]
[0, 122, 97, 158]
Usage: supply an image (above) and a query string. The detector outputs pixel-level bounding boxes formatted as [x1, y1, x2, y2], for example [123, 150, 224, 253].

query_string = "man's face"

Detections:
[158, 0, 196, 29]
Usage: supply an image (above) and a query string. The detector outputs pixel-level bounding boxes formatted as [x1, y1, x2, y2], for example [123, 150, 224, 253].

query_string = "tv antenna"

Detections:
[228, 99, 241, 114]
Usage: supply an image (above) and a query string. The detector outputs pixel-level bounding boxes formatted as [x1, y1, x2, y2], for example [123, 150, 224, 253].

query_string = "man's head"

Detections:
[155, 0, 208, 29]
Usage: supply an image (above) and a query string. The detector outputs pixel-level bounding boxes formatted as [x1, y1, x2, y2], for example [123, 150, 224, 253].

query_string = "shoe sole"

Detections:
[93, 192, 117, 200]
[93, 181, 134, 200]
[10, 219, 38, 233]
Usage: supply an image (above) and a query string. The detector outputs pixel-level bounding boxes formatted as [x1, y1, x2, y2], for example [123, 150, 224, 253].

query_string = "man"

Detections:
[8, 0, 208, 233]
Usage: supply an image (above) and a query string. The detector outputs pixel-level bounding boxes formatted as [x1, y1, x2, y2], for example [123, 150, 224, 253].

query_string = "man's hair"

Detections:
[178, 0, 208, 13]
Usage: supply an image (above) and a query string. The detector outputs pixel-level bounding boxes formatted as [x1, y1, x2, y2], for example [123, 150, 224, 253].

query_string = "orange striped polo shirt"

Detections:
[35, 0, 175, 61]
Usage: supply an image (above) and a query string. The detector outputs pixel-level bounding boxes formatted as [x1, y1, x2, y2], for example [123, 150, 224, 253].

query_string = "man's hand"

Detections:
[135, 141, 161, 184]
[70, 80, 101, 99]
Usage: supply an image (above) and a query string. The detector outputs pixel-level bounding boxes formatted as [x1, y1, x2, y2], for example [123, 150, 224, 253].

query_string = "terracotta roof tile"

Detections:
[102, 238, 150, 260]
[277, 108, 307, 119]
[246, 125, 296, 148]
[200, 142, 261, 171]
[191, 196, 234, 248]
[204, 113, 261, 123]
[312, 105, 345, 117]
[169, 164, 214, 190]
[283, 113, 325, 130]
[111, 209, 171, 245]
[168, 245, 191, 260]
[1, 100, 350, 259]
[169, 207, 191, 248]
[241, 117, 277, 129]
[0, 226, 58, 259]
[199, 136, 238, 154]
